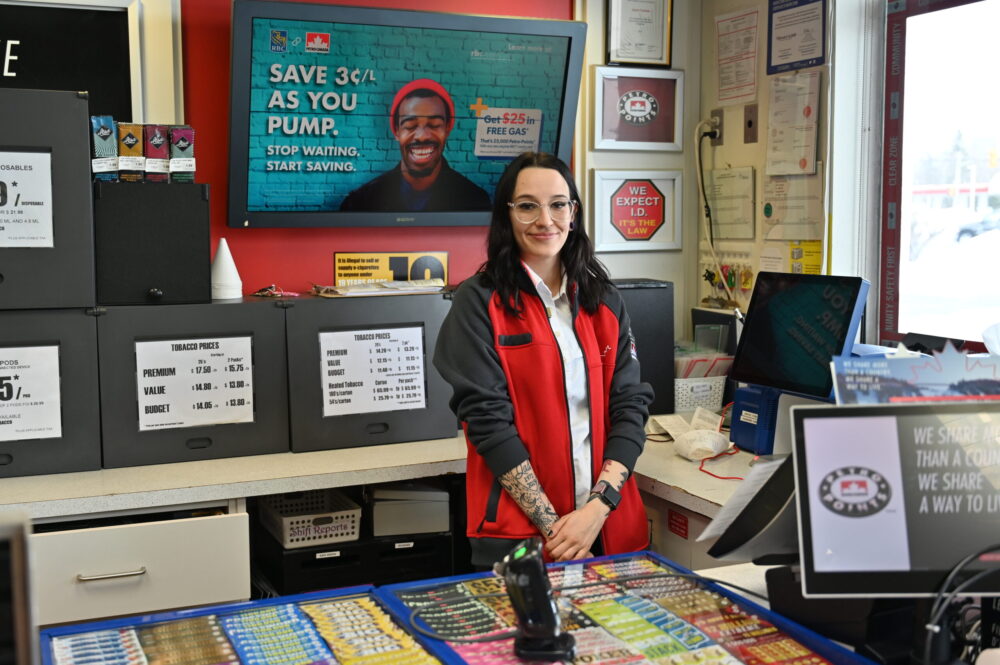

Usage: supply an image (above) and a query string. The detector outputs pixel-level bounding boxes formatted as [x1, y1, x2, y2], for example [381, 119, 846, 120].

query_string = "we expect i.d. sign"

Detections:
[611, 180, 664, 240]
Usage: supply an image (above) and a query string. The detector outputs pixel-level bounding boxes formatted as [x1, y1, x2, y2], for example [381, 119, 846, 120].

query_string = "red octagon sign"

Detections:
[610, 180, 664, 240]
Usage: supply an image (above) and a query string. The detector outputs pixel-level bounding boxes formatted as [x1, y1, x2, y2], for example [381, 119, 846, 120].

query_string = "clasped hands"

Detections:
[543, 498, 610, 562]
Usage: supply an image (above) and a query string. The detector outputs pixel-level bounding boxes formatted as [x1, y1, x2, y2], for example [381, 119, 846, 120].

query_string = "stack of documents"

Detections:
[675, 353, 733, 379]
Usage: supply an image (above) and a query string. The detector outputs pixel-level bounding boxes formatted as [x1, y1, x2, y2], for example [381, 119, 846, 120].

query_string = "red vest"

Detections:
[464, 288, 649, 555]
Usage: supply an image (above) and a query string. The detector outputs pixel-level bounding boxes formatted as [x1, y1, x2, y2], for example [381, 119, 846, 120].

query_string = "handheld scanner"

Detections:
[497, 537, 562, 639]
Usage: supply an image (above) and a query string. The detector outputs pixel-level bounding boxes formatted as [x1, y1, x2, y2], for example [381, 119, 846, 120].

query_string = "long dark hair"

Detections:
[479, 152, 611, 315]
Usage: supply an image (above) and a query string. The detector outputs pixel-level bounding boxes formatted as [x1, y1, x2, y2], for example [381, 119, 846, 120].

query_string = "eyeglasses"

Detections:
[507, 199, 578, 224]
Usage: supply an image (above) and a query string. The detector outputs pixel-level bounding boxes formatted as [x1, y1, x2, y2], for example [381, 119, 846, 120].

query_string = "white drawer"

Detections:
[31, 512, 249, 625]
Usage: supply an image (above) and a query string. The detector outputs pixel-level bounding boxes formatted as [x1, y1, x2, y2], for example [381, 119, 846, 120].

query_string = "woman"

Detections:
[433, 152, 654, 568]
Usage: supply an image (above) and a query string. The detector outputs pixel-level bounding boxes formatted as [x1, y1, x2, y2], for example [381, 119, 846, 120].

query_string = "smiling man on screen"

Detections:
[339, 78, 490, 212]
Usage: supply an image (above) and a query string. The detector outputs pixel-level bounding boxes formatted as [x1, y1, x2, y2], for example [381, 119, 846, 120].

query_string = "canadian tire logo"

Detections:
[617, 90, 658, 125]
[818, 466, 891, 517]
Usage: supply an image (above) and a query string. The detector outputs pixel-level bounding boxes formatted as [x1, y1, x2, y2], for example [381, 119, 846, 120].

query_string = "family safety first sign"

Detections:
[611, 180, 664, 240]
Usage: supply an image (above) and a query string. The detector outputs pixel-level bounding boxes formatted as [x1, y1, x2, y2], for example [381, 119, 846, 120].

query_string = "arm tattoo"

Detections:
[602, 460, 629, 491]
[499, 461, 559, 536]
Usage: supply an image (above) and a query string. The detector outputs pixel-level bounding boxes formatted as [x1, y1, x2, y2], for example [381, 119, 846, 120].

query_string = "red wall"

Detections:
[180, 0, 573, 293]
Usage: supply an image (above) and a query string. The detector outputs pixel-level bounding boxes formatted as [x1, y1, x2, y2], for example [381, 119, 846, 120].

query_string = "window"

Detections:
[880, 0, 1000, 345]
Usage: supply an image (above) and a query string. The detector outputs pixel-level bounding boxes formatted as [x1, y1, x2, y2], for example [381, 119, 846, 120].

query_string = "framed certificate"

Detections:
[607, 0, 673, 67]
[594, 66, 683, 151]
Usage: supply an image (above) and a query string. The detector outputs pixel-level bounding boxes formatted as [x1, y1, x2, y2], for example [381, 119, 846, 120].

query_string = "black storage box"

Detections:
[0, 309, 101, 477]
[614, 278, 675, 414]
[253, 524, 368, 595]
[253, 526, 452, 594]
[0, 89, 95, 310]
[97, 299, 289, 467]
[366, 532, 452, 586]
[284, 294, 455, 452]
[93, 181, 210, 305]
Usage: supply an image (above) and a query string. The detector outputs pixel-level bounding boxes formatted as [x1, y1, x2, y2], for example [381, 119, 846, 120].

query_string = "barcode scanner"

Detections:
[494, 537, 575, 661]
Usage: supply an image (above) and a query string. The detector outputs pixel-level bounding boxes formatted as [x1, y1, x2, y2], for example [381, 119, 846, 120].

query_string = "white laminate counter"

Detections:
[694, 562, 774, 608]
[633, 438, 756, 519]
[0, 435, 467, 520]
[0, 428, 750, 523]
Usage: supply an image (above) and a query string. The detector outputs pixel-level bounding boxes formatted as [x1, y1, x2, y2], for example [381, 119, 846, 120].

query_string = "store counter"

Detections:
[0, 427, 749, 624]
[39, 551, 866, 665]
[634, 438, 754, 569]
[0, 427, 747, 523]
[0, 435, 467, 521]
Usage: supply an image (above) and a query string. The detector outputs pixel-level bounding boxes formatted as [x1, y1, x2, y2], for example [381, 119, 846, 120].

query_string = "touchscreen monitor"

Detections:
[792, 402, 1000, 597]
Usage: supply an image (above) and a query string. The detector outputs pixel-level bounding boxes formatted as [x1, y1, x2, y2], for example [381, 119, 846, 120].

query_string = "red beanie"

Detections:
[390, 78, 455, 133]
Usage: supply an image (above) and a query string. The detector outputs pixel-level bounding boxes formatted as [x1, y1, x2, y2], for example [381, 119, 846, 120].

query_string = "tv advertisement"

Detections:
[246, 18, 572, 214]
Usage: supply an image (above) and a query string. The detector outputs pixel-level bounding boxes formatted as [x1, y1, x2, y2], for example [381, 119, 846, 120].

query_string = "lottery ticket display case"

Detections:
[97, 298, 289, 468]
[0, 89, 96, 310]
[37, 551, 871, 665]
[284, 294, 455, 452]
[0, 309, 101, 477]
[376, 551, 874, 665]
[38, 585, 442, 665]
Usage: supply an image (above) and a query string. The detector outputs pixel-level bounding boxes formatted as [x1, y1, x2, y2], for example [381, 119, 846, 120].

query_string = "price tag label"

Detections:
[0, 345, 62, 442]
[0, 150, 54, 248]
[319, 327, 425, 417]
[135, 336, 254, 431]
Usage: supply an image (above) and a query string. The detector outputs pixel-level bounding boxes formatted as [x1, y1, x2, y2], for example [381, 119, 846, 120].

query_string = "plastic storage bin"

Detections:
[674, 375, 727, 412]
[259, 489, 361, 549]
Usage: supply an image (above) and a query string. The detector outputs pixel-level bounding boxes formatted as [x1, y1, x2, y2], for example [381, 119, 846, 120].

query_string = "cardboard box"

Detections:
[642, 491, 727, 571]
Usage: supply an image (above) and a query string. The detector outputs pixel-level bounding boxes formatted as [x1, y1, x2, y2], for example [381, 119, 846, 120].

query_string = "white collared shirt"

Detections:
[522, 263, 593, 508]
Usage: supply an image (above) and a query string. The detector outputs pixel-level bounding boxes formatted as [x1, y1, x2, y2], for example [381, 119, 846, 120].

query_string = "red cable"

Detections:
[698, 447, 743, 481]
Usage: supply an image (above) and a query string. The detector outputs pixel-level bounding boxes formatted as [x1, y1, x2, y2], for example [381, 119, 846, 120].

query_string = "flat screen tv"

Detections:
[227, 0, 587, 228]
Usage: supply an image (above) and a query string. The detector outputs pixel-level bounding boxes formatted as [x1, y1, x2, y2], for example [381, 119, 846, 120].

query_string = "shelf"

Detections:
[0, 434, 466, 520]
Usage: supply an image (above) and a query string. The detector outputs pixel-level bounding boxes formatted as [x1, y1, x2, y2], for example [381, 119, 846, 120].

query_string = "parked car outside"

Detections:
[957, 209, 1000, 241]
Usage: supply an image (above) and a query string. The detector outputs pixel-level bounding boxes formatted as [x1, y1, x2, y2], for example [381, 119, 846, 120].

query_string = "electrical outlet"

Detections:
[744, 104, 758, 143]
[710, 108, 723, 146]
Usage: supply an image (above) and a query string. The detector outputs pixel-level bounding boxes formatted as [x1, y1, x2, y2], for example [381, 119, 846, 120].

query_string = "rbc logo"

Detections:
[270, 30, 287, 53]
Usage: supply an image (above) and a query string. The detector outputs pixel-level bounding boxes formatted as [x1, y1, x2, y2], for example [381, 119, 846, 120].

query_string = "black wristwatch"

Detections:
[588, 480, 622, 512]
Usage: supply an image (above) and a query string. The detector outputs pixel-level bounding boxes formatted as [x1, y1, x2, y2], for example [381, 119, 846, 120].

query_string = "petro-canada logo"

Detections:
[270, 30, 287, 53]
[818, 466, 892, 517]
[305, 32, 330, 53]
[618, 90, 658, 125]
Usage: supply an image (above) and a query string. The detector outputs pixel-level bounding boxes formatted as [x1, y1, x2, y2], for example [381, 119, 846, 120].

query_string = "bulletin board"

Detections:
[697, 65, 829, 314]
